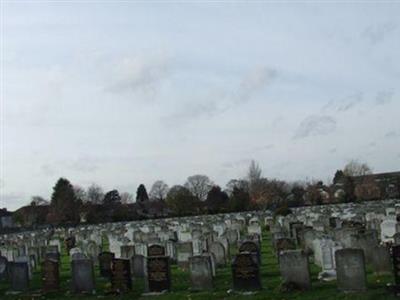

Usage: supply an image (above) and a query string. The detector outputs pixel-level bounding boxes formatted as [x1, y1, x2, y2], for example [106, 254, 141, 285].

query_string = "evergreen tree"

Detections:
[103, 189, 121, 205]
[50, 178, 79, 224]
[136, 184, 149, 203]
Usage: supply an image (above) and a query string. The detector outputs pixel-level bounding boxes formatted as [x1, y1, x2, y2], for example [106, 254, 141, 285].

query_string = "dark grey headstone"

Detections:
[145, 256, 171, 293]
[42, 259, 60, 292]
[8, 262, 29, 291]
[335, 248, 367, 292]
[0, 256, 8, 280]
[279, 250, 311, 290]
[232, 252, 261, 291]
[189, 255, 213, 291]
[131, 254, 145, 278]
[111, 258, 132, 293]
[71, 259, 95, 294]
[98, 251, 115, 278]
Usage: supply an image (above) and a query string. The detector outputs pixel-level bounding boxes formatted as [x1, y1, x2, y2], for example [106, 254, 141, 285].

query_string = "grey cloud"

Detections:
[162, 100, 222, 126]
[322, 92, 363, 113]
[251, 144, 275, 152]
[385, 131, 400, 139]
[163, 66, 276, 126]
[221, 159, 251, 169]
[106, 55, 171, 97]
[376, 90, 394, 105]
[362, 23, 397, 45]
[68, 157, 99, 173]
[41, 157, 100, 176]
[235, 67, 277, 104]
[329, 148, 337, 154]
[294, 115, 336, 139]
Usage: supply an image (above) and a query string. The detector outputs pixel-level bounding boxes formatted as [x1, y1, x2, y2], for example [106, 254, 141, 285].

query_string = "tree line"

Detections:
[14, 159, 378, 227]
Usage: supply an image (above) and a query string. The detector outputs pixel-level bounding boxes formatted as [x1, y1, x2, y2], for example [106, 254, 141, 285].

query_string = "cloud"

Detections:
[294, 115, 336, 139]
[235, 67, 277, 104]
[250, 144, 275, 152]
[322, 92, 363, 113]
[362, 23, 397, 45]
[221, 159, 251, 169]
[106, 54, 171, 98]
[375, 90, 394, 105]
[163, 66, 277, 126]
[41, 157, 100, 176]
[162, 100, 222, 126]
[385, 131, 400, 139]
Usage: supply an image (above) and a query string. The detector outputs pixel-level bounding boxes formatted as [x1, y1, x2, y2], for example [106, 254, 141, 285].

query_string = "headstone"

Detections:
[335, 249, 367, 292]
[209, 241, 226, 267]
[71, 259, 95, 294]
[8, 262, 29, 291]
[371, 245, 392, 275]
[120, 245, 135, 259]
[0, 256, 8, 280]
[111, 258, 132, 293]
[176, 242, 193, 269]
[98, 251, 115, 278]
[392, 245, 400, 288]
[145, 256, 171, 293]
[189, 255, 213, 291]
[148, 244, 166, 257]
[131, 254, 145, 278]
[279, 250, 311, 290]
[42, 259, 60, 292]
[232, 252, 261, 291]
[239, 241, 261, 265]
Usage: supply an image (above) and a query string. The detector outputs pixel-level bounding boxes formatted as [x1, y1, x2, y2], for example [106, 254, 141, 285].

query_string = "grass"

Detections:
[0, 229, 397, 300]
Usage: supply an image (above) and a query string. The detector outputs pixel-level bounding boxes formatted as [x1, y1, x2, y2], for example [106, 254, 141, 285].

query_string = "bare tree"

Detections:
[248, 160, 262, 184]
[343, 160, 372, 176]
[86, 183, 104, 204]
[247, 160, 264, 202]
[184, 175, 213, 201]
[225, 179, 249, 196]
[149, 180, 169, 201]
[120, 192, 134, 204]
[73, 185, 87, 203]
[30, 196, 49, 206]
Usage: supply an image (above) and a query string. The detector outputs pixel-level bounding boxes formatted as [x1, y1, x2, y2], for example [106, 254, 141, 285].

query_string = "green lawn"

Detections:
[0, 229, 396, 299]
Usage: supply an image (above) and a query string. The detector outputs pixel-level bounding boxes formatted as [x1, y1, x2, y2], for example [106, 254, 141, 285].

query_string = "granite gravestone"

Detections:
[98, 252, 115, 278]
[145, 256, 171, 293]
[238, 241, 261, 265]
[111, 258, 132, 293]
[392, 245, 400, 289]
[279, 250, 311, 290]
[209, 242, 226, 267]
[8, 262, 29, 291]
[71, 259, 95, 294]
[131, 254, 145, 278]
[42, 259, 60, 292]
[0, 256, 8, 280]
[148, 244, 166, 257]
[120, 246, 135, 259]
[370, 245, 392, 275]
[335, 249, 367, 292]
[232, 252, 261, 291]
[189, 255, 213, 291]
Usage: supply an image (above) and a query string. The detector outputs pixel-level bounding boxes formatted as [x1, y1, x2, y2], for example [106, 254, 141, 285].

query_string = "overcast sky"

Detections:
[1, 2, 399, 210]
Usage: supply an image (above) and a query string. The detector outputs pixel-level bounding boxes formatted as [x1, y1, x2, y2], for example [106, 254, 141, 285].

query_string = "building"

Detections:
[352, 171, 400, 200]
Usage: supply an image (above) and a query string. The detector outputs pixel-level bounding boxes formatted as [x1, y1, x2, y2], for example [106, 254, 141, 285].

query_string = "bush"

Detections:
[273, 206, 292, 218]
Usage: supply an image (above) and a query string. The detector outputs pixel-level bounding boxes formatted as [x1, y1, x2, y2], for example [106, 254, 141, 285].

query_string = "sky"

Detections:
[1, 1, 399, 210]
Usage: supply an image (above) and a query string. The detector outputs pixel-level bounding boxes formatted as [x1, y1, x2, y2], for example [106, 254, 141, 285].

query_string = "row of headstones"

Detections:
[0, 238, 264, 294]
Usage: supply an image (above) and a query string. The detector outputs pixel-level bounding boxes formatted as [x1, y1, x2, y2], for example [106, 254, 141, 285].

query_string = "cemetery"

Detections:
[1, 199, 400, 299]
